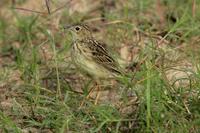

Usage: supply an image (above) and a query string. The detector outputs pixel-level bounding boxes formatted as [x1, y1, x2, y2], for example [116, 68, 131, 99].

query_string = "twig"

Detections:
[45, 0, 51, 14]
[192, 0, 196, 18]
[13, 7, 47, 15]
[13, 0, 72, 15]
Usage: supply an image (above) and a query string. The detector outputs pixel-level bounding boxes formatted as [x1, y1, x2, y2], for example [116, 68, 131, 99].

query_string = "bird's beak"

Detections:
[63, 25, 73, 31]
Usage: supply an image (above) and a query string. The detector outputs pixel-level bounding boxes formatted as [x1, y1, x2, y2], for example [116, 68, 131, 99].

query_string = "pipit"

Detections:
[65, 24, 123, 104]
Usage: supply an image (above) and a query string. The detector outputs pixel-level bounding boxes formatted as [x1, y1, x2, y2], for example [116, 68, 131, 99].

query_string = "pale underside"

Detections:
[71, 39, 121, 79]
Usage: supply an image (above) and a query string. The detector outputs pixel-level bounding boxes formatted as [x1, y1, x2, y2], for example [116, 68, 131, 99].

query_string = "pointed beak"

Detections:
[63, 25, 74, 31]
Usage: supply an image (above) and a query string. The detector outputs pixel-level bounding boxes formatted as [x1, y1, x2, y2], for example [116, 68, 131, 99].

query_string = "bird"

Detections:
[64, 24, 123, 104]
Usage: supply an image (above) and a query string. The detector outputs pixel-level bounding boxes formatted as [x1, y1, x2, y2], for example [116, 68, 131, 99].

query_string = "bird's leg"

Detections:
[94, 83, 101, 105]
[86, 83, 96, 99]
[79, 81, 97, 107]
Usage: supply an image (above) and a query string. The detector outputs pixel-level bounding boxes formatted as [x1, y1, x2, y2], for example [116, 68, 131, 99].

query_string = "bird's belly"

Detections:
[73, 52, 110, 78]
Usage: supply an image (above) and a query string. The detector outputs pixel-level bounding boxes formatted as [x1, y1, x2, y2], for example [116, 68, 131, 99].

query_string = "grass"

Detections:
[0, 0, 200, 132]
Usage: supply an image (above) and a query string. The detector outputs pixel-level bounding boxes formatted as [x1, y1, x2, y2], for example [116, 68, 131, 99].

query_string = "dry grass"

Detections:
[0, 0, 200, 132]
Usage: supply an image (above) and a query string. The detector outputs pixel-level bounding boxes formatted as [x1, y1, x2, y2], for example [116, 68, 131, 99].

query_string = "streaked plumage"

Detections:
[68, 24, 122, 79]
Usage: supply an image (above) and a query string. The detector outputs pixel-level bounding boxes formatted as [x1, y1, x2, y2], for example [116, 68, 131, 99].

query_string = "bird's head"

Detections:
[64, 24, 92, 41]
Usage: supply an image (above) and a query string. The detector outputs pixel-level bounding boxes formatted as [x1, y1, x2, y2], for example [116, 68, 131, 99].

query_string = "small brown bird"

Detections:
[65, 24, 123, 104]
[68, 24, 122, 79]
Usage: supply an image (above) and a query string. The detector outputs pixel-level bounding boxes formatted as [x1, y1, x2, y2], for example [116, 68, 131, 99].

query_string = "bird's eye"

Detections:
[75, 26, 80, 31]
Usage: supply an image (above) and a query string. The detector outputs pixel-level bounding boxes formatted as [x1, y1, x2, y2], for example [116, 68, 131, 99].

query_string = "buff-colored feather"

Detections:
[68, 24, 122, 79]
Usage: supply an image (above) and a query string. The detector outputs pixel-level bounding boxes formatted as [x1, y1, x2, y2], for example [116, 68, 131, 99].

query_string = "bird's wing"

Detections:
[85, 39, 122, 75]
